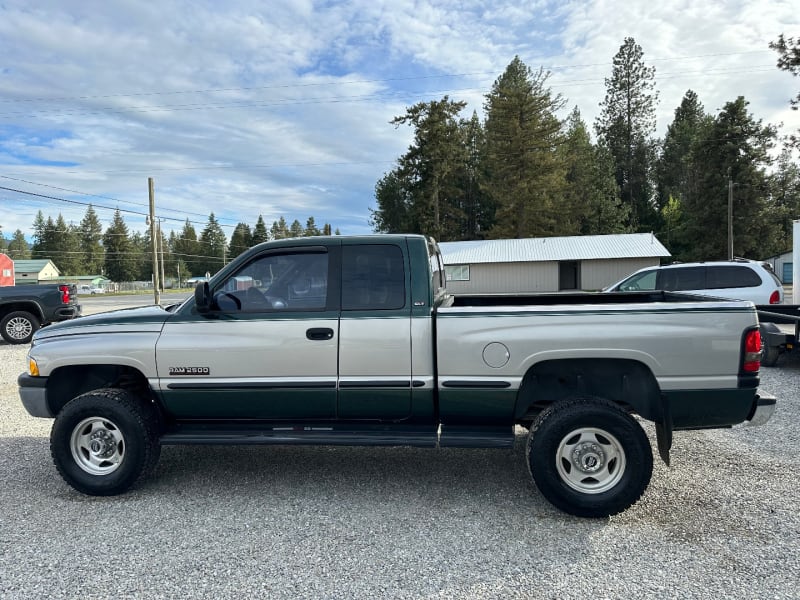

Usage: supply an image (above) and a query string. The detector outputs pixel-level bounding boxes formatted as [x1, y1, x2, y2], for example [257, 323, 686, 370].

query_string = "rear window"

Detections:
[707, 266, 762, 289]
[341, 244, 406, 311]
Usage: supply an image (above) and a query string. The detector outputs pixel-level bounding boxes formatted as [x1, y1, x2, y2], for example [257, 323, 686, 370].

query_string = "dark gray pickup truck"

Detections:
[0, 284, 81, 344]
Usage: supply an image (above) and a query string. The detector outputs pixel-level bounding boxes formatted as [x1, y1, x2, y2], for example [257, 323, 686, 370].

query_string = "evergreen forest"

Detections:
[371, 36, 800, 263]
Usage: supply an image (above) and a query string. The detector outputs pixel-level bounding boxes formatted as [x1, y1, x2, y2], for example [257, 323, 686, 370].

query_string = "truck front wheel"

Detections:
[527, 397, 653, 518]
[50, 389, 161, 496]
[1, 310, 40, 344]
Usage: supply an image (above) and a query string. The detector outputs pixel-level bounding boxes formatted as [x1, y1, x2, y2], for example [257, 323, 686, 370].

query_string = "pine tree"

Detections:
[682, 97, 778, 260]
[657, 90, 710, 207]
[655, 90, 713, 256]
[79, 205, 105, 274]
[454, 111, 493, 239]
[770, 34, 800, 147]
[560, 107, 629, 235]
[767, 145, 800, 253]
[371, 171, 412, 233]
[7, 229, 30, 259]
[289, 219, 303, 237]
[31, 211, 46, 249]
[129, 231, 149, 281]
[304, 217, 320, 237]
[54, 215, 82, 275]
[103, 210, 137, 282]
[271, 217, 289, 240]
[390, 96, 468, 240]
[595, 37, 659, 231]
[198, 213, 227, 276]
[252, 215, 270, 245]
[484, 57, 566, 238]
[229, 222, 253, 257]
[172, 219, 201, 276]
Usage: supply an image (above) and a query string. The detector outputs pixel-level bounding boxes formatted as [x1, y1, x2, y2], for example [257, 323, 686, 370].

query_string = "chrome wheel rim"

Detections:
[555, 427, 626, 494]
[5, 317, 33, 340]
[70, 417, 125, 475]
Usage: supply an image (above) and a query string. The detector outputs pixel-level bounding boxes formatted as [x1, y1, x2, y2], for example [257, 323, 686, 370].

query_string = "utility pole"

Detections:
[727, 169, 734, 260]
[158, 219, 166, 292]
[148, 177, 161, 305]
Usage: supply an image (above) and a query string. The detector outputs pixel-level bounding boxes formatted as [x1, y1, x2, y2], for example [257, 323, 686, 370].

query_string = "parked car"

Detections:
[604, 259, 784, 305]
[79, 285, 105, 294]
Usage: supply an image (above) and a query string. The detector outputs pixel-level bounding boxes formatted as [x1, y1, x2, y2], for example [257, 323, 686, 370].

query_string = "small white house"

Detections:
[439, 233, 671, 294]
[12, 259, 61, 285]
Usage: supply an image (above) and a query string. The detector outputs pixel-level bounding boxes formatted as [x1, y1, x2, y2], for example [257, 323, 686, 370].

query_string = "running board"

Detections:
[439, 425, 515, 448]
[161, 424, 438, 447]
[160, 423, 515, 449]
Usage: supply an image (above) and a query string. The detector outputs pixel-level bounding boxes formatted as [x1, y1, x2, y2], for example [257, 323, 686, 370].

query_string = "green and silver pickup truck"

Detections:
[18, 235, 775, 517]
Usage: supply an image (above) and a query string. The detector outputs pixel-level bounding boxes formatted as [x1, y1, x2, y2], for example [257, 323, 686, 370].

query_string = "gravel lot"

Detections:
[1, 329, 798, 599]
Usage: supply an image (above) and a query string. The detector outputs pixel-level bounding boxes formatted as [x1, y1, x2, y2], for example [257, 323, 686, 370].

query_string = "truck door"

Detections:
[337, 242, 413, 420]
[155, 246, 339, 420]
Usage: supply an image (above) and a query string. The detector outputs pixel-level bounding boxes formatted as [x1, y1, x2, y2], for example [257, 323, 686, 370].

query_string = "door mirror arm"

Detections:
[194, 282, 212, 314]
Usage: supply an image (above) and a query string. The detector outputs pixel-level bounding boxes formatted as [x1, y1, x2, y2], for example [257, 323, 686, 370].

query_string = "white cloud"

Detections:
[0, 0, 798, 243]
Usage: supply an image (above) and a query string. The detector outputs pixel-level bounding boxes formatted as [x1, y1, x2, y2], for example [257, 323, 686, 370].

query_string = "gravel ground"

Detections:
[1, 340, 798, 599]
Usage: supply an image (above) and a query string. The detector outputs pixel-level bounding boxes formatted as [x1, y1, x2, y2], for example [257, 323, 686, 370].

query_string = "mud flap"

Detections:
[655, 394, 673, 466]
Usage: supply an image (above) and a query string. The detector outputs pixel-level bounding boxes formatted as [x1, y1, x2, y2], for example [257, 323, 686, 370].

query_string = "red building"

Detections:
[0, 253, 14, 286]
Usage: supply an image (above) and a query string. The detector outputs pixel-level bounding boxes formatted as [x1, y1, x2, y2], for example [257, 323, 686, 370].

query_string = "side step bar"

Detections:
[160, 423, 515, 449]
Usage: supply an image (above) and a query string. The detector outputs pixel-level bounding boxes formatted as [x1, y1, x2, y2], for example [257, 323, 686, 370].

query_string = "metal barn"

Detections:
[439, 233, 671, 294]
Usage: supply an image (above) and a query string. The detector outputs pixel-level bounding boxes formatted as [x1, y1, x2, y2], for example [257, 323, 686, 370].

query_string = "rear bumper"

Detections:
[664, 387, 776, 429]
[53, 304, 81, 321]
[745, 390, 776, 426]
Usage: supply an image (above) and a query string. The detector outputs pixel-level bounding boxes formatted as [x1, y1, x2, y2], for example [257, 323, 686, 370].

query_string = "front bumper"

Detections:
[746, 390, 776, 426]
[18, 373, 52, 418]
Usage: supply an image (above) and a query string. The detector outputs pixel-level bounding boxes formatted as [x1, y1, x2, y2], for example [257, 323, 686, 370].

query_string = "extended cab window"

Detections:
[214, 251, 329, 311]
[342, 245, 405, 310]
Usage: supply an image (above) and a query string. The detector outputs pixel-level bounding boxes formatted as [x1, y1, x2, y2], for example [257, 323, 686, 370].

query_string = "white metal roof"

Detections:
[438, 233, 671, 264]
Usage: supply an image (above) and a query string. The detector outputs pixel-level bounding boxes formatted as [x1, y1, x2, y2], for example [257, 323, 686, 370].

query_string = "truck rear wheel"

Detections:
[50, 389, 161, 496]
[1, 310, 40, 344]
[527, 397, 653, 518]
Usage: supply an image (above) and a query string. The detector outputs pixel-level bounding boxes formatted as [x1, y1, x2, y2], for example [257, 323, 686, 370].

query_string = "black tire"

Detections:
[760, 327, 781, 367]
[527, 397, 653, 518]
[762, 343, 780, 367]
[50, 388, 161, 496]
[1, 310, 40, 344]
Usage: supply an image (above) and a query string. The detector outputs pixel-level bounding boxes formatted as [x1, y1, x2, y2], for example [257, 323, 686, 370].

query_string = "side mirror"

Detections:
[194, 282, 211, 313]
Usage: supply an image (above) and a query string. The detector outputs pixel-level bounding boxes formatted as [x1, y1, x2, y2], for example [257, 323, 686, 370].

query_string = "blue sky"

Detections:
[1, 0, 798, 242]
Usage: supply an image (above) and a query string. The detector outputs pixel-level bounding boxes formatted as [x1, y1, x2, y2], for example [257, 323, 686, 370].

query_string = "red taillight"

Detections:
[59, 284, 71, 304]
[769, 290, 780, 304]
[743, 329, 761, 372]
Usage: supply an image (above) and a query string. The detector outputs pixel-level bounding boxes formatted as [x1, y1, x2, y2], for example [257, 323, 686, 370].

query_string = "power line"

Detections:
[0, 49, 772, 105]
[0, 64, 777, 120]
[0, 174, 241, 223]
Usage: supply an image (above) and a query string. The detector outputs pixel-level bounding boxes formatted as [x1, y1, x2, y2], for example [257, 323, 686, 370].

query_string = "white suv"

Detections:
[605, 260, 784, 305]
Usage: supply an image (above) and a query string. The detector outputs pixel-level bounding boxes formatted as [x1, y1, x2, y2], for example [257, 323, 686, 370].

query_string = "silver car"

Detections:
[604, 259, 784, 305]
